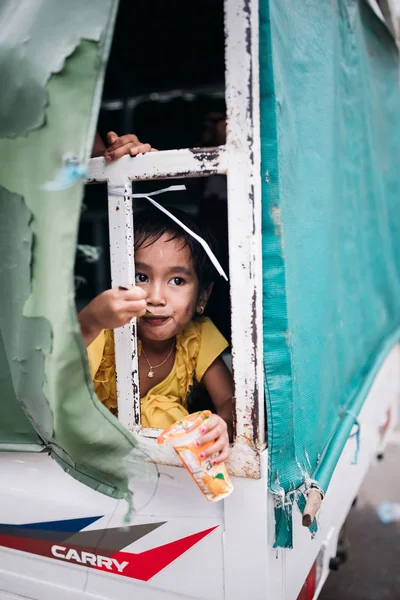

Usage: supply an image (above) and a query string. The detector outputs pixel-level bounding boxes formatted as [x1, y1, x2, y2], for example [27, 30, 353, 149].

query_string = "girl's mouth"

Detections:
[141, 316, 170, 327]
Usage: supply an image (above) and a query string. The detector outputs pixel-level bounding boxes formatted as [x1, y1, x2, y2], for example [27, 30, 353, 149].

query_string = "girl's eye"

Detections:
[135, 273, 148, 283]
[170, 277, 184, 286]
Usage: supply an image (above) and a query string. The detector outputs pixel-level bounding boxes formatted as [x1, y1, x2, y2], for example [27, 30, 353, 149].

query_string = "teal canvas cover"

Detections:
[0, 0, 152, 502]
[260, 0, 400, 546]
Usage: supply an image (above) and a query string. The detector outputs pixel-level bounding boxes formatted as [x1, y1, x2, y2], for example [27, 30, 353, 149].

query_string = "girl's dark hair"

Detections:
[133, 206, 219, 290]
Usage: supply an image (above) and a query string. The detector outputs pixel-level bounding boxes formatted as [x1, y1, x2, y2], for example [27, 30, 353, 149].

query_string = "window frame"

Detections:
[86, 0, 264, 478]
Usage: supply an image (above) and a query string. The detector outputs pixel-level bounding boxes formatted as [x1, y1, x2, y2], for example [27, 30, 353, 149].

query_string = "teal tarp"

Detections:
[260, 0, 400, 546]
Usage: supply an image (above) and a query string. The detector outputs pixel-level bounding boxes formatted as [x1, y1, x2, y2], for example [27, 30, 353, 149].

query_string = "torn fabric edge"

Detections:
[0, 0, 117, 138]
[259, 0, 297, 548]
[271, 480, 323, 547]
[0, 26, 150, 502]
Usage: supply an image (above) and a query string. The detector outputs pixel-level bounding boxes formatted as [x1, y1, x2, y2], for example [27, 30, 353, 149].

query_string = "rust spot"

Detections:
[240, 433, 254, 446]
[251, 287, 259, 447]
[128, 167, 219, 181]
[189, 146, 220, 162]
[241, 456, 261, 479]
[249, 183, 255, 234]
[242, 1, 254, 160]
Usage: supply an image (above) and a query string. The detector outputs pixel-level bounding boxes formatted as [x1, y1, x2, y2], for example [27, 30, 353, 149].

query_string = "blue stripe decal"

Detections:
[0, 516, 103, 533]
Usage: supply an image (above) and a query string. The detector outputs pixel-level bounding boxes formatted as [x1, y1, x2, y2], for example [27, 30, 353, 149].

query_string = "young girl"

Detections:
[78, 207, 233, 464]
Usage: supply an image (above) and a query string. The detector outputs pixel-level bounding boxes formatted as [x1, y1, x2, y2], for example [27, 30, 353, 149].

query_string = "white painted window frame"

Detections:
[86, 0, 264, 478]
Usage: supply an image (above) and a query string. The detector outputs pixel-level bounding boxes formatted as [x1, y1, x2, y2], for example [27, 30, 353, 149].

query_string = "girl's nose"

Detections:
[147, 282, 166, 306]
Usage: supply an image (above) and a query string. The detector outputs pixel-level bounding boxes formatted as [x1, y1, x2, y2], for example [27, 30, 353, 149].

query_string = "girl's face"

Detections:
[135, 234, 209, 343]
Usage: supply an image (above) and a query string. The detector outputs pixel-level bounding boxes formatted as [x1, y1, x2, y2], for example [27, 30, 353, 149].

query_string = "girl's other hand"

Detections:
[196, 414, 230, 464]
[78, 285, 147, 346]
[104, 131, 158, 162]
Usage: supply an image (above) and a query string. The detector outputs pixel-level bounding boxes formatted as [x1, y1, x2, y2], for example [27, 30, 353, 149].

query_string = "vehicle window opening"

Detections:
[76, 176, 233, 436]
[132, 177, 232, 427]
[76, 0, 265, 468]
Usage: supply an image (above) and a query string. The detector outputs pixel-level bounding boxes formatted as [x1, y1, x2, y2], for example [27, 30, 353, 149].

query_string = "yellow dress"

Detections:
[87, 317, 228, 429]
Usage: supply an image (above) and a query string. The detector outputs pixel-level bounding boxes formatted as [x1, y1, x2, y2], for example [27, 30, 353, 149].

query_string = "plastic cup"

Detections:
[157, 410, 233, 502]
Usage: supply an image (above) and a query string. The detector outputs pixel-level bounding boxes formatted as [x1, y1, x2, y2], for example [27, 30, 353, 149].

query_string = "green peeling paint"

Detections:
[0, 1, 156, 501]
[0, 0, 114, 138]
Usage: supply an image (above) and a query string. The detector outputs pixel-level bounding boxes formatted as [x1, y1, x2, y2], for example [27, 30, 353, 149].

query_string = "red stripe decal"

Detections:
[106, 526, 218, 581]
[0, 526, 218, 581]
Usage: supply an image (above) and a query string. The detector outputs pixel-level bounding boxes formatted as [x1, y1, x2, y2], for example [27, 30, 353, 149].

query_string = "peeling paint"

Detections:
[0, 0, 114, 138]
[0, 188, 52, 448]
[0, 2, 146, 500]
[189, 147, 221, 162]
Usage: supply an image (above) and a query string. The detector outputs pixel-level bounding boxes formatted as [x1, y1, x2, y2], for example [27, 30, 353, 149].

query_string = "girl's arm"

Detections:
[196, 357, 234, 464]
[78, 286, 147, 347]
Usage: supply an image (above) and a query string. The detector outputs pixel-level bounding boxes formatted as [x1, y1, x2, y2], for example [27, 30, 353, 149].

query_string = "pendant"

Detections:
[148, 370, 155, 378]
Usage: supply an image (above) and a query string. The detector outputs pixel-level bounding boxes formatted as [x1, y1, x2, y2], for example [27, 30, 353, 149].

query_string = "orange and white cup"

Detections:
[157, 411, 233, 502]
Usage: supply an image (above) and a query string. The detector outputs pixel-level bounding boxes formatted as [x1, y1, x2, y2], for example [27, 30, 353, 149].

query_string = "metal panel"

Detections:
[88, 147, 227, 185]
[224, 0, 265, 474]
[107, 183, 140, 431]
[86, 0, 265, 479]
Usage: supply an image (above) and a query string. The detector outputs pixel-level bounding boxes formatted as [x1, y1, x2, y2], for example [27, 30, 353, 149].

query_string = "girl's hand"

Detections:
[104, 131, 157, 162]
[196, 414, 230, 464]
[78, 285, 147, 346]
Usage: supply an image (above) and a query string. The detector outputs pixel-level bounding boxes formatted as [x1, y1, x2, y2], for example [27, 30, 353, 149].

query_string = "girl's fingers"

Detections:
[197, 426, 222, 446]
[107, 133, 139, 150]
[197, 416, 227, 446]
[201, 436, 228, 458]
[118, 304, 147, 326]
[119, 285, 147, 301]
[196, 415, 229, 463]
[106, 131, 118, 145]
[105, 141, 138, 162]
[125, 300, 147, 316]
[129, 143, 152, 156]
[103, 133, 155, 162]
[212, 447, 229, 464]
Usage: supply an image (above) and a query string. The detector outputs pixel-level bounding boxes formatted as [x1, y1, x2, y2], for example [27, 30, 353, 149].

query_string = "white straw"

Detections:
[109, 184, 228, 281]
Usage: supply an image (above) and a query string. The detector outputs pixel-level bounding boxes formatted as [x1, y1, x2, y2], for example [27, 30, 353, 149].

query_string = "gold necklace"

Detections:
[141, 341, 175, 378]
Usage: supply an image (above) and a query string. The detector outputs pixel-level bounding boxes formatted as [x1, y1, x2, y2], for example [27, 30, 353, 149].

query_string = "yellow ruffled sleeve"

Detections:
[87, 329, 117, 415]
[195, 317, 229, 381]
[141, 395, 188, 429]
